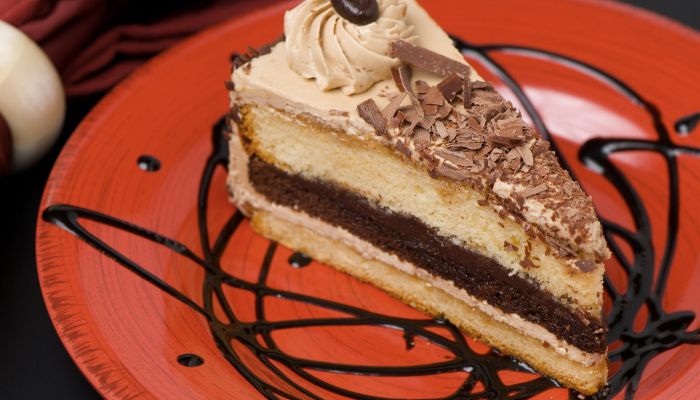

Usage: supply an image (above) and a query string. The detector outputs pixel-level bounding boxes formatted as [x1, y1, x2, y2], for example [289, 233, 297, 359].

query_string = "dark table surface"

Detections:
[1, 1, 698, 399]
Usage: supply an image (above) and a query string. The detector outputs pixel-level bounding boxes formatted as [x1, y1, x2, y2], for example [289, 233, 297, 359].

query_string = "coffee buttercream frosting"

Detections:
[285, 0, 416, 95]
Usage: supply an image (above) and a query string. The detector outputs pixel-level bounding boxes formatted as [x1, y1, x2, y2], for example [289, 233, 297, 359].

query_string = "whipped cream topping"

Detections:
[285, 0, 417, 95]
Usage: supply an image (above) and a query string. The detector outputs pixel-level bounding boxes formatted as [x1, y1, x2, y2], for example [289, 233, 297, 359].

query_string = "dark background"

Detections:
[0, 1, 698, 398]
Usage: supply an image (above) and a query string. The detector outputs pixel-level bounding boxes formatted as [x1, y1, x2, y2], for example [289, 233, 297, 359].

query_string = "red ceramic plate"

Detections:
[36, 1, 700, 399]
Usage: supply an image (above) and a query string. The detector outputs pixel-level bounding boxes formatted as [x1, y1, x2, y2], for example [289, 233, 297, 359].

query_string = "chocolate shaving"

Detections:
[575, 260, 597, 273]
[415, 80, 430, 94]
[387, 116, 402, 132]
[435, 148, 473, 168]
[402, 106, 423, 135]
[422, 150, 440, 170]
[391, 65, 414, 95]
[434, 163, 469, 180]
[489, 148, 504, 162]
[437, 74, 463, 102]
[523, 184, 548, 198]
[504, 241, 519, 252]
[500, 125, 524, 138]
[497, 118, 521, 129]
[545, 236, 576, 258]
[230, 37, 283, 71]
[248, 46, 260, 58]
[425, 87, 445, 106]
[256, 42, 275, 57]
[463, 78, 473, 108]
[437, 103, 452, 119]
[418, 117, 437, 133]
[413, 127, 431, 151]
[467, 116, 481, 131]
[472, 81, 493, 91]
[225, 80, 236, 91]
[532, 139, 550, 156]
[446, 128, 460, 142]
[357, 99, 387, 136]
[394, 110, 406, 126]
[421, 149, 440, 164]
[382, 93, 407, 120]
[462, 139, 484, 151]
[482, 107, 502, 123]
[506, 148, 521, 160]
[422, 104, 439, 116]
[470, 159, 485, 173]
[434, 120, 448, 138]
[517, 144, 534, 166]
[489, 135, 524, 147]
[520, 259, 538, 269]
[390, 40, 471, 78]
[231, 53, 251, 69]
[405, 106, 423, 123]
[395, 139, 412, 158]
[477, 145, 493, 159]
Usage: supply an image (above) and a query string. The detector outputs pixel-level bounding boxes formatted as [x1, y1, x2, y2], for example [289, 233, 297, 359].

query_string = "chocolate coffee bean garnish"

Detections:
[331, 0, 380, 25]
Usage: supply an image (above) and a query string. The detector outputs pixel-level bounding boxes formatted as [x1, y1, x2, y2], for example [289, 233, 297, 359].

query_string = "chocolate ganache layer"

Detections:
[247, 156, 607, 354]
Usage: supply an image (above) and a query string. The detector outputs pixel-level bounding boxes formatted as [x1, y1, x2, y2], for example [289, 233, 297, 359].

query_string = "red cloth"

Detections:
[1, 0, 280, 97]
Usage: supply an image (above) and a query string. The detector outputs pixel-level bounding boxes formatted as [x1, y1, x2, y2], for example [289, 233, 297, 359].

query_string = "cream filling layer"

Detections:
[228, 128, 605, 368]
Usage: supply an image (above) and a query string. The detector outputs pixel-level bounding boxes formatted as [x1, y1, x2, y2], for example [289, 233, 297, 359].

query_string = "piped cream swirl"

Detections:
[285, 0, 416, 95]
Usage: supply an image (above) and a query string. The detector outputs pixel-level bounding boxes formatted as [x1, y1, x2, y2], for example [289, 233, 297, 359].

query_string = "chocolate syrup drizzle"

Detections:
[288, 252, 313, 269]
[675, 112, 700, 135]
[42, 37, 700, 399]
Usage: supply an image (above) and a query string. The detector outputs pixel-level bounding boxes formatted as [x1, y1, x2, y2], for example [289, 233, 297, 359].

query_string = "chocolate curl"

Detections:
[391, 65, 414, 95]
[390, 40, 471, 78]
[381, 92, 407, 120]
[437, 74, 464, 102]
[463, 78, 473, 108]
[357, 99, 388, 136]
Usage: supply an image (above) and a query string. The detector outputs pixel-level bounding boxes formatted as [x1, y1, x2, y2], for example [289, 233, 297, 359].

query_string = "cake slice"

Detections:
[226, 0, 610, 394]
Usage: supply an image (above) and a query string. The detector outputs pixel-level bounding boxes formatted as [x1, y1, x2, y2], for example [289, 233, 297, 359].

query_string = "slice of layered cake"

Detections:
[226, 0, 610, 394]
